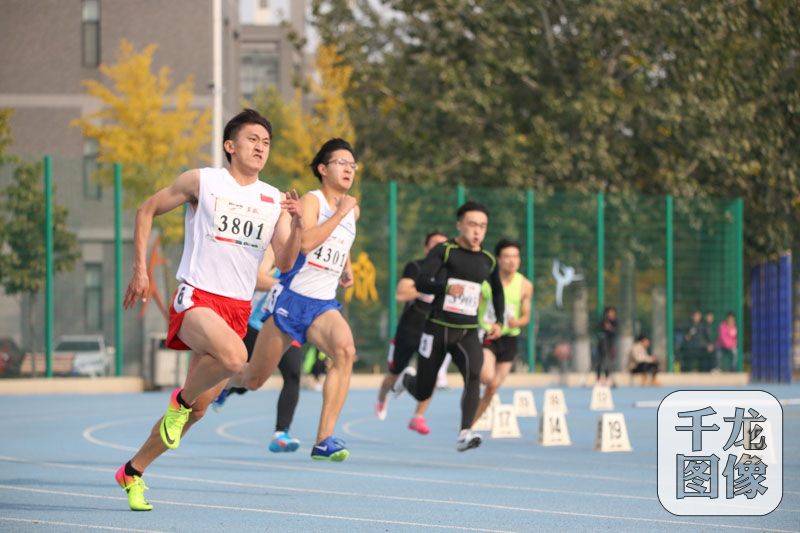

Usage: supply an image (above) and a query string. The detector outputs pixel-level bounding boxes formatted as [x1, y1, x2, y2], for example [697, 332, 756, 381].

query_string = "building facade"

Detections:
[0, 0, 306, 375]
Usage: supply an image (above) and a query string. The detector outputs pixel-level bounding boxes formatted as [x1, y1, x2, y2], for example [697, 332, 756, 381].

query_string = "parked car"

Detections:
[0, 337, 24, 376]
[54, 335, 113, 377]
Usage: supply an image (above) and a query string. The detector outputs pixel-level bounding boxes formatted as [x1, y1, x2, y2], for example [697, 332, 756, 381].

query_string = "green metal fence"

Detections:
[338, 181, 743, 374]
[5, 157, 743, 377]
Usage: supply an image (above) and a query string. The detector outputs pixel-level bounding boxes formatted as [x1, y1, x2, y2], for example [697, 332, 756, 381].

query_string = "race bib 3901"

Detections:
[443, 278, 481, 316]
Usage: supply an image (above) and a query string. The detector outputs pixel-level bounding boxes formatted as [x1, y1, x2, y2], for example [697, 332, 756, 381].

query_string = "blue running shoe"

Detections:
[310, 436, 349, 462]
[269, 431, 300, 453]
[211, 388, 231, 413]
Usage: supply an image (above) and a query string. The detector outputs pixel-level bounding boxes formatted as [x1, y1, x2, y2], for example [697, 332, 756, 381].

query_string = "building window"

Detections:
[82, 0, 100, 67]
[240, 47, 280, 101]
[83, 138, 102, 199]
[85, 263, 103, 331]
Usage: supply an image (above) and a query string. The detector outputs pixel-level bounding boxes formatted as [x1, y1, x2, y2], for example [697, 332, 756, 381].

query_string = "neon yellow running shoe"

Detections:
[160, 388, 191, 450]
[115, 465, 153, 511]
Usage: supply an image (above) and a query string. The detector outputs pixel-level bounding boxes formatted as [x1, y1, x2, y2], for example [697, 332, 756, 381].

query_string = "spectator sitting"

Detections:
[628, 334, 660, 386]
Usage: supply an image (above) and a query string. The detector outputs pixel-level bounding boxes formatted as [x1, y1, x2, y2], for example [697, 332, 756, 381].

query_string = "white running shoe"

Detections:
[392, 366, 416, 398]
[456, 429, 483, 452]
[375, 400, 388, 421]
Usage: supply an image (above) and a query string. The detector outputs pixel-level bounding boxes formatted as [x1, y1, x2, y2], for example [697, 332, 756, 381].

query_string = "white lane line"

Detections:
[0, 484, 513, 533]
[217, 416, 651, 484]
[354, 452, 652, 484]
[0, 480, 795, 532]
[0, 453, 655, 505]
[82, 417, 800, 499]
[184, 456, 659, 502]
[214, 417, 264, 445]
[81, 417, 152, 453]
[341, 416, 386, 443]
[0, 516, 167, 533]
[635, 398, 800, 408]
[342, 415, 658, 471]
[5, 454, 800, 526]
[341, 416, 653, 484]
[0, 454, 657, 509]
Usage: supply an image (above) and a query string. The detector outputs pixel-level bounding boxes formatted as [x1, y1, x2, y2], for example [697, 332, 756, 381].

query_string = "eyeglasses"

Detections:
[463, 220, 488, 230]
[326, 158, 358, 172]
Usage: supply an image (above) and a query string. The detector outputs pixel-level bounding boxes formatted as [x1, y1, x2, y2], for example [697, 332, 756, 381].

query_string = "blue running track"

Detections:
[1, 384, 798, 532]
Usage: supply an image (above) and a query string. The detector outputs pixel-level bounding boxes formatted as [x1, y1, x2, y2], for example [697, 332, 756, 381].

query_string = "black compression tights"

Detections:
[275, 345, 304, 432]
[406, 324, 483, 430]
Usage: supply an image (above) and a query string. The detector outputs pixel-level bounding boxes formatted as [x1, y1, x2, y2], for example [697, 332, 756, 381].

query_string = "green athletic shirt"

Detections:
[478, 272, 525, 337]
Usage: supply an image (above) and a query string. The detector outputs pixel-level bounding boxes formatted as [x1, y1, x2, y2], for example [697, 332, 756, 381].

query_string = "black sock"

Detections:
[176, 391, 191, 409]
[230, 387, 248, 395]
[124, 461, 142, 478]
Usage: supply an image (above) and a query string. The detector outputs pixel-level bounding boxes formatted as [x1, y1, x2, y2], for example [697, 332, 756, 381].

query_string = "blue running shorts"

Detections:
[261, 284, 342, 345]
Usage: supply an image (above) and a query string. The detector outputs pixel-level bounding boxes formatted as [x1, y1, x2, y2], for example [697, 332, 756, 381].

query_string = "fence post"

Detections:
[388, 181, 398, 339]
[735, 197, 744, 371]
[457, 184, 465, 206]
[526, 189, 535, 372]
[596, 192, 605, 321]
[114, 163, 124, 376]
[666, 195, 674, 373]
[44, 155, 54, 378]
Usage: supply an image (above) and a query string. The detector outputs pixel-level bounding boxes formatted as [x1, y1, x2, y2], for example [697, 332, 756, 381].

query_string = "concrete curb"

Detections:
[0, 377, 145, 395]
[0, 372, 750, 395]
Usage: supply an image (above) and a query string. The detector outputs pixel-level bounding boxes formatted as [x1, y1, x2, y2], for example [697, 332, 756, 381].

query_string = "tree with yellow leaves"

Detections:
[250, 44, 356, 194]
[72, 40, 211, 243]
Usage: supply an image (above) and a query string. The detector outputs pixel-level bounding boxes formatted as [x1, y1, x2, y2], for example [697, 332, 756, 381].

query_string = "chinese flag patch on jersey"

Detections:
[260, 194, 274, 203]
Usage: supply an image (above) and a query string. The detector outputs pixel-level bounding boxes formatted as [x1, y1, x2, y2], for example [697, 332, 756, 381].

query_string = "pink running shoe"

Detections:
[408, 415, 430, 435]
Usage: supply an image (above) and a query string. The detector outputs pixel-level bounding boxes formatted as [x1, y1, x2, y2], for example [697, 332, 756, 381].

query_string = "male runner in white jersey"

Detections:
[375, 230, 448, 434]
[473, 238, 533, 424]
[115, 109, 303, 511]
[227, 138, 359, 461]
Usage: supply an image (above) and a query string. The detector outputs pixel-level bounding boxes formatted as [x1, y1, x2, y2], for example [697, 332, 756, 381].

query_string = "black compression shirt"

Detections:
[415, 239, 505, 328]
[395, 259, 435, 332]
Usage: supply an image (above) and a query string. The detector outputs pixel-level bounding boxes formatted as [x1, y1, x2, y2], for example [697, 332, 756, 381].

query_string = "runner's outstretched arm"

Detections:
[124, 169, 200, 309]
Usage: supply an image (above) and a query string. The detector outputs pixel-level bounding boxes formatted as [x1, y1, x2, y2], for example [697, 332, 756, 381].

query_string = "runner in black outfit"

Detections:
[375, 230, 449, 434]
[394, 201, 504, 452]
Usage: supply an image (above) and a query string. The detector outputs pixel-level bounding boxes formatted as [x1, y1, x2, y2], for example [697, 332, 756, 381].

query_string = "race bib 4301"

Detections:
[306, 240, 349, 276]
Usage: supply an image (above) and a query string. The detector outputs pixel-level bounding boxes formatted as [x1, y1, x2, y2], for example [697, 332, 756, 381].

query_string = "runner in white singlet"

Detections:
[114, 109, 303, 511]
[227, 138, 360, 462]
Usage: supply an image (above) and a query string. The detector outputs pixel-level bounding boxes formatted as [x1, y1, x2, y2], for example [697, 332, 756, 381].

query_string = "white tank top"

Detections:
[283, 190, 356, 300]
[176, 167, 282, 300]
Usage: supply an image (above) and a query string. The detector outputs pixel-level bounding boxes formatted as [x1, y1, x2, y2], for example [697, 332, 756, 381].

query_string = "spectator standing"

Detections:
[716, 312, 738, 371]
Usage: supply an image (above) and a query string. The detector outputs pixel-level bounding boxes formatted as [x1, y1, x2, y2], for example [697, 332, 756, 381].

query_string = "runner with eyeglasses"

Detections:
[225, 138, 359, 461]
